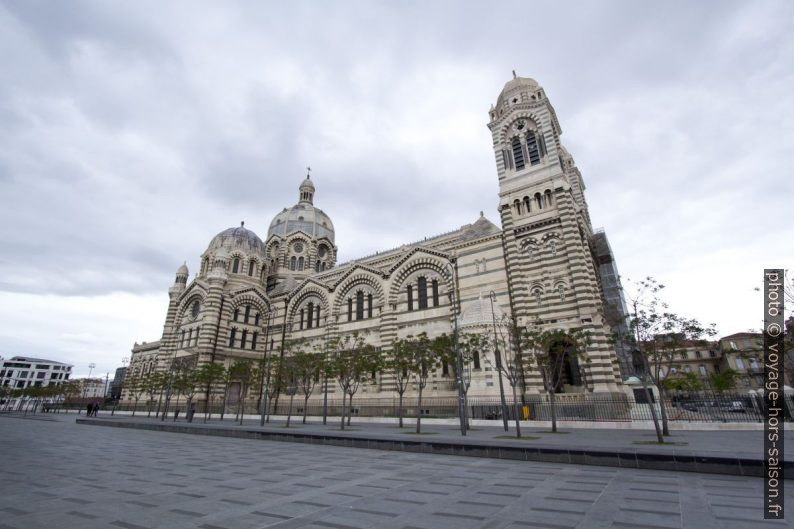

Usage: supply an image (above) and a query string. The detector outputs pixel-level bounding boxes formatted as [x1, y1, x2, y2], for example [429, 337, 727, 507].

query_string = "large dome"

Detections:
[206, 223, 266, 257]
[267, 176, 335, 243]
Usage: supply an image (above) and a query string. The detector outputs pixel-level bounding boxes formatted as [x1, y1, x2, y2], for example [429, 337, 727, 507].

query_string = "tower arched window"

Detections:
[535, 193, 543, 210]
[316, 305, 321, 327]
[321, 262, 326, 271]
[407, 285, 414, 311]
[244, 305, 251, 324]
[307, 302, 314, 329]
[251, 332, 258, 351]
[526, 131, 540, 165]
[418, 277, 428, 309]
[248, 260, 255, 276]
[511, 136, 525, 170]
[513, 199, 521, 216]
[356, 291, 364, 320]
[315, 261, 320, 272]
[241, 330, 247, 349]
[532, 288, 542, 306]
[254, 313, 260, 326]
[232, 258, 240, 274]
[523, 196, 531, 213]
[550, 241, 557, 257]
[233, 308, 239, 322]
[367, 293, 373, 318]
[432, 279, 439, 307]
[300, 309, 305, 330]
[271, 259, 276, 272]
[298, 257, 304, 271]
[229, 328, 237, 347]
[544, 189, 553, 207]
[290, 256, 297, 271]
[558, 284, 565, 302]
[347, 298, 353, 321]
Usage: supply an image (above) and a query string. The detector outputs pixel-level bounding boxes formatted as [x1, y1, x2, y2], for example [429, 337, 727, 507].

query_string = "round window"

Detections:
[293, 242, 304, 253]
[318, 245, 327, 258]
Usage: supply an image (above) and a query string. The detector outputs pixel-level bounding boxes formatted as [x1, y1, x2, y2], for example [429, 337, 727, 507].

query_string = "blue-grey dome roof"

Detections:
[267, 203, 335, 243]
[206, 223, 266, 257]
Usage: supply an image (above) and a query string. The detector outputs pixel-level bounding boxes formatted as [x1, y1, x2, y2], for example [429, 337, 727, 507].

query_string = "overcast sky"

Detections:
[1, 1, 792, 378]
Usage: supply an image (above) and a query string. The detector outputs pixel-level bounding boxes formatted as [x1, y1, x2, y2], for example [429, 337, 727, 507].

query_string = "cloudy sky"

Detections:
[1, 1, 792, 378]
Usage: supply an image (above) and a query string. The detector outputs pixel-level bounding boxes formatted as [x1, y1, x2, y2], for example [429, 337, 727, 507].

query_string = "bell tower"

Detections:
[488, 74, 621, 392]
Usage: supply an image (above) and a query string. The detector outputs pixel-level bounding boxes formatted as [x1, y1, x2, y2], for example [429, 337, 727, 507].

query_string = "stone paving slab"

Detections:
[3, 414, 794, 529]
[74, 413, 793, 478]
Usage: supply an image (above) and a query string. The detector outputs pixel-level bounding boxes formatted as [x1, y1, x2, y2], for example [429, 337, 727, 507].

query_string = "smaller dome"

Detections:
[300, 176, 315, 191]
[460, 292, 505, 327]
[176, 262, 189, 275]
[495, 73, 541, 110]
[205, 222, 266, 257]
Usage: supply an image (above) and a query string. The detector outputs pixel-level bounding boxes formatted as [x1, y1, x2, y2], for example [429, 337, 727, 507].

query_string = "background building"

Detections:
[0, 356, 72, 389]
[123, 75, 627, 409]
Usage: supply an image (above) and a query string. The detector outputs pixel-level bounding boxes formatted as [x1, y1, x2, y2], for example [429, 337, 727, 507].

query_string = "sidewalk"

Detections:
[77, 412, 793, 478]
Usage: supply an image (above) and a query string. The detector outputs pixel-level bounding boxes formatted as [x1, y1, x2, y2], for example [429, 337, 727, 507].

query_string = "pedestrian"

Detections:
[92, 402, 99, 417]
[86, 403, 92, 416]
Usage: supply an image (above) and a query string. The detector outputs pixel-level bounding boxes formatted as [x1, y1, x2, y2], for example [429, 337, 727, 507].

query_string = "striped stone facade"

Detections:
[123, 75, 623, 406]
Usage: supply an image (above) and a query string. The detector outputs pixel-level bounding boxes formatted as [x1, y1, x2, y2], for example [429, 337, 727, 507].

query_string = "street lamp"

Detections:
[81, 362, 96, 410]
[489, 291, 510, 432]
[444, 261, 467, 436]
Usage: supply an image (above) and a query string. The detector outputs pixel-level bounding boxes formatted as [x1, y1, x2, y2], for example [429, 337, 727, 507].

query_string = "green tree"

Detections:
[663, 371, 704, 392]
[485, 321, 525, 437]
[520, 327, 591, 434]
[291, 347, 321, 424]
[387, 337, 415, 428]
[194, 362, 225, 422]
[409, 333, 438, 434]
[709, 368, 740, 392]
[228, 359, 255, 425]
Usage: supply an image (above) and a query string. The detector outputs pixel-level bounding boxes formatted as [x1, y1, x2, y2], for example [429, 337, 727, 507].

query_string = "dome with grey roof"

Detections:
[495, 73, 542, 110]
[205, 222, 267, 257]
[460, 292, 506, 328]
[267, 177, 335, 243]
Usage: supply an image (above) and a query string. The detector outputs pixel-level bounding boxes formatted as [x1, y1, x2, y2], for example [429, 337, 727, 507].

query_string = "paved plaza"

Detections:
[0, 415, 791, 529]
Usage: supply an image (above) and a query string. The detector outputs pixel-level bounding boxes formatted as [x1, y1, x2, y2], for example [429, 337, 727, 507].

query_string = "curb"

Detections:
[76, 418, 789, 478]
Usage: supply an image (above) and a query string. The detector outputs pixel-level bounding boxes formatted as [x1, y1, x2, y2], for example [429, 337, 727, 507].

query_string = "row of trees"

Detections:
[0, 381, 83, 412]
[119, 321, 595, 438]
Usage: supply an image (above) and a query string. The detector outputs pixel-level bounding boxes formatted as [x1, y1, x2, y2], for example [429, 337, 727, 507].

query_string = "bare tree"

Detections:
[387, 338, 414, 428]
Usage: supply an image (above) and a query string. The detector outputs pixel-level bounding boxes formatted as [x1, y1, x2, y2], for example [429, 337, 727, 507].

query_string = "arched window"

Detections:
[549, 241, 557, 257]
[432, 279, 439, 307]
[532, 288, 542, 306]
[511, 136, 525, 170]
[298, 257, 304, 271]
[367, 293, 373, 318]
[300, 309, 305, 330]
[315, 261, 320, 272]
[244, 305, 251, 323]
[229, 328, 236, 347]
[538, 132, 547, 157]
[248, 260, 255, 276]
[186, 329, 192, 347]
[407, 285, 414, 311]
[513, 199, 521, 216]
[307, 302, 314, 329]
[233, 308, 239, 322]
[241, 330, 247, 349]
[418, 277, 428, 309]
[347, 298, 353, 321]
[320, 262, 326, 271]
[356, 291, 364, 320]
[535, 193, 543, 209]
[290, 256, 297, 271]
[544, 189, 553, 207]
[558, 284, 565, 302]
[193, 327, 199, 346]
[232, 258, 240, 273]
[526, 131, 540, 165]
[316, 305, 321, 327]
[270, 259, 276, 272]
[523, 196, 531, 213]
[254, 313, 260, 326]
[473, 350, 481, 369]
[251, 332, 258, 350]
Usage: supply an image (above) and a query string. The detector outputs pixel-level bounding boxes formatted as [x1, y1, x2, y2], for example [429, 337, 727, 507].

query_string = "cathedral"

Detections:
[124, 74, 626, 409]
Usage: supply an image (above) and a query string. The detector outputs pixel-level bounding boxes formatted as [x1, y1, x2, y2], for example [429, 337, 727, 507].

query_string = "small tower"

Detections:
[299, 173, 315, 204]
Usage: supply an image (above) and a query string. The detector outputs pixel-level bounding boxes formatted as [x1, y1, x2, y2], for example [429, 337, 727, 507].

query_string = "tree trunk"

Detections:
[640, 379, 664, 443]
[340, 391, 346, 430]
[512, 384, 521, 438]
[658, 385, 670, 436]
[347, 393, 353, 426]
[239, 389, 245, 425]
[286, 394, 294, 428]
[303, 394, 309, 424]
[220, 388, 227, 421]
[322, 375, 328, 425]
[416, 384, 424, 434]
[398, 392, 404, 428]
[549, 390, 557, 433]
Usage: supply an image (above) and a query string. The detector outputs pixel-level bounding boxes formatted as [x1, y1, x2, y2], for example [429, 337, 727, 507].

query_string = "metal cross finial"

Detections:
[512, 70, 516, 79]
[306, 166, 311, 178]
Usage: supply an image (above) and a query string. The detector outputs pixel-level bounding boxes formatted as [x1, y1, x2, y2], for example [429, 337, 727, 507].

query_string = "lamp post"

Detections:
[80, 363, 96, 412]
[489, 291, 510, 432]
[260, 307, 277, 426]
[444, 261, 467, 436]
